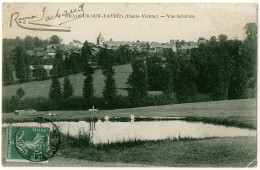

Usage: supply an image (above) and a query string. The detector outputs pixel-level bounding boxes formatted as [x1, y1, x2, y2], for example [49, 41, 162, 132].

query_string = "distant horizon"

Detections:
[3, 3, 257, 45]
[2, 31, 247, 45]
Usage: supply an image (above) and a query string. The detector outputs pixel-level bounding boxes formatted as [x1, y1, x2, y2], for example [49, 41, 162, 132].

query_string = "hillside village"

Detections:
[23, 33, 205, 79]
[2, 23, 257, 114]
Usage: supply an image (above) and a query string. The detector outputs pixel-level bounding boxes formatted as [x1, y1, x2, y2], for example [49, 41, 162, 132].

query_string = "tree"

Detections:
[103, 72, 117, 106]
[228, 67, 248, 99]
[146, 55, 164, 91]
[49, 35, 62, 44]
[63, 56, 71, 75]
[81, 40, 92, 68]
[16, 87, 25, 99]
[49, 76, 63, 109]
[241, 23, 257, 78]
[3, 56, 14, 85]
[13, 45, 31, 83]
[83, 65, 94, 104]
[11, 95, 20, 111]
[175, 61, 197, 103]
[52, 49, 63, 77]
[218, 34, 228, 42]
[127, 58, 148, 106]
[163, 51, 178, 94]
[98, 47, 117, 106]
[24, 36, 35, 50]
[82, 41, 95, 105]
[32, 65, 47, 80]
[63, 74, 74, 99]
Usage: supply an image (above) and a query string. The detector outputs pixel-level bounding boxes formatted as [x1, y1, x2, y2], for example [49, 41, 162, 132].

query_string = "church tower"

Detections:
[97, 32, 104, 46]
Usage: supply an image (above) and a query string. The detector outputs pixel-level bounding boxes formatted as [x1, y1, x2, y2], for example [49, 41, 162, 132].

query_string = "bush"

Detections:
[16, 87, 26, 99]
[145, 94, 177, 106]
[194, 94, 212, 102]
[2, 96, 51, 112]
[3, 94, 178, 112]
[2, 97, 16, 112]
[18, 96, 51, 111]
[63, 96, 85, 110]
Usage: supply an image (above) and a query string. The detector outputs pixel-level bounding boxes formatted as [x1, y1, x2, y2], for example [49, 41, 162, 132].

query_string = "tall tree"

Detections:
[81, 40, 93, 67]
[3, 56, 14, 85]
[83, 65, 94, 104]
[63, 74, 74, 99]
[175, 60, 197, 103]
[32, 65, 47, 80]
[99, 47, 117, 106]
[127, 58, 148, 106]
[241, 23, 257, 78]
[82, 41, 95, 105]
[146, 55, 164, 91]
[52, 49, 63, 77]
[228, 67, 248, 99]
[103, 71, 117, 106]
[13, 45, 31, 83]
[49, 76, 63, 109]
[163, 51, 178, 94]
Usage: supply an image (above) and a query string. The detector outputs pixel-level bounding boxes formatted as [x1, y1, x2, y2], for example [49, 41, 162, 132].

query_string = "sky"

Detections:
[2, 3, 258, 44]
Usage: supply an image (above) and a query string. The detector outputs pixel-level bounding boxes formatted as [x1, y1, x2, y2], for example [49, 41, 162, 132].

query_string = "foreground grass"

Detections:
[3, 98, 256, 129]
[1, 126, 256, 167]
[59, 136, 257, 167]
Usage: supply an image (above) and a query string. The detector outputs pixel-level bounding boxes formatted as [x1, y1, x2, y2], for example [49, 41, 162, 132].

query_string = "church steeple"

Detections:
[97, 32, 104, 45]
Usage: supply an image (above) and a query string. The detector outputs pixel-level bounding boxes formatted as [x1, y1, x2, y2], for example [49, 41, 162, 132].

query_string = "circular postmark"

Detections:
[14, 117, 61, 162]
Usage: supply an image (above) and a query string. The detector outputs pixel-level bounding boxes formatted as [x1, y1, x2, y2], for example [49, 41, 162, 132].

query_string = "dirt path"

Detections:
[2, 155, 151, 167]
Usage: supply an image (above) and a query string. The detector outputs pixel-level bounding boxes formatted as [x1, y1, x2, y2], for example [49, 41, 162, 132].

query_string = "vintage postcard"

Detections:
[1, 1, 258, 167]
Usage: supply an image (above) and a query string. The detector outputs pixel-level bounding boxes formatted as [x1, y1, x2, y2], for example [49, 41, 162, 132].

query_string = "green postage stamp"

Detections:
[6, 126, 49, 162]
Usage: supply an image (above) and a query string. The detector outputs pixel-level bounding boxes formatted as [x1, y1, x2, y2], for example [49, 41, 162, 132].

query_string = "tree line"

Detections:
[3, 35, 62, 84]
[3, 35, 138, 85]
[2, 23, 257, 112]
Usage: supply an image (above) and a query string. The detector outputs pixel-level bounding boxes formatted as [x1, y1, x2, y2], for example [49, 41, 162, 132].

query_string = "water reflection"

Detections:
[3, 120, 256, 144]
[54, 120, 256, 144]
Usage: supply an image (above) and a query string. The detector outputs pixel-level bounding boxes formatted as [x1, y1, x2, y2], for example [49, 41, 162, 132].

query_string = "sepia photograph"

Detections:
[1, 1, 258, 167]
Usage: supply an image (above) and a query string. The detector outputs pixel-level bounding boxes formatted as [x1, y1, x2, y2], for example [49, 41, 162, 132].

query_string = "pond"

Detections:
[3, 120, 256, 144]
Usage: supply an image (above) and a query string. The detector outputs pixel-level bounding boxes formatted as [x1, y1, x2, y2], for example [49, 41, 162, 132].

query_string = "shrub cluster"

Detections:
[2, 93, 213, 113]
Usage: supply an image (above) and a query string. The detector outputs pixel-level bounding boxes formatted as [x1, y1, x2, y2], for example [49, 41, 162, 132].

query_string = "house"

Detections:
[178, 43, 198, 53]
[29, 65, 53, 76]
[150, 42, 164, 52]
[162, 43, 177, 52]
[45, 45, 56, 57]
[132, 41, 150, 50]
[69, 40, 83, 48]
[104, 40, 131, 48]
[187, 41, 198, 46]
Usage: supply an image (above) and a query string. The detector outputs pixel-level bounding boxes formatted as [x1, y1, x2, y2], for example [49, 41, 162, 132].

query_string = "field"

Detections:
[1, 129, 256, 167]
[2, 64, 132, 98]
[2, 98, 257, 167]
[58, 137, 256, 167]
[3, 98, 257, 129]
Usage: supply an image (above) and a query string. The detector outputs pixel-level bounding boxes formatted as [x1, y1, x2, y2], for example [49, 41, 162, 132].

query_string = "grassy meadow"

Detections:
[3, 98, 257, 129]
[2, 126, 256, 167]
[2, 97, 257, 167]
[2, 64, 132, 98]
[59, 136, 256, 167]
